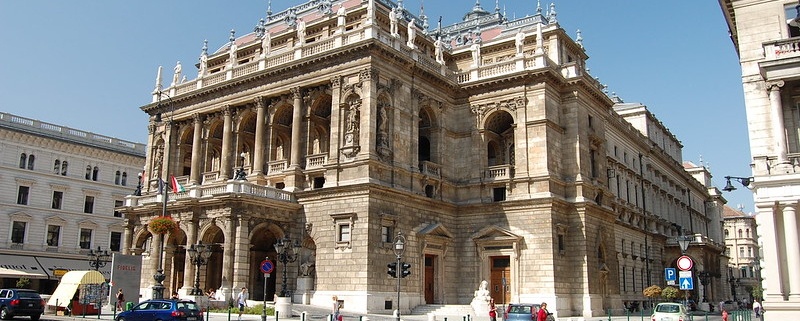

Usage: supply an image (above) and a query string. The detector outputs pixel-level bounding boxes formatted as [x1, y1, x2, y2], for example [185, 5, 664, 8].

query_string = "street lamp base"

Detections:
[275, 296, 293, 319]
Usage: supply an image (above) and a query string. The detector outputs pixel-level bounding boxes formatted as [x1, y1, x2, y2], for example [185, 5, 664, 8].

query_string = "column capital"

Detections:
[767, 80, 785, 91]
[291, 87, 302, 100]
[254, 96, 265, 109]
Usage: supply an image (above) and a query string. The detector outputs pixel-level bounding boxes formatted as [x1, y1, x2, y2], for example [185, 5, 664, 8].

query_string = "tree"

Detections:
[661, 286, 679, 301]
[16, 277, 31, 289]
[751, 284, 764, 301]
[643, 285, 662, 299]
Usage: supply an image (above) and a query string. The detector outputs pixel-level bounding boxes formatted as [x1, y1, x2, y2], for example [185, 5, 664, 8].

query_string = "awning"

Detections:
[36, 256, 111, 280]
[0, 254, 49, 279]
[47, 270, 104, 307]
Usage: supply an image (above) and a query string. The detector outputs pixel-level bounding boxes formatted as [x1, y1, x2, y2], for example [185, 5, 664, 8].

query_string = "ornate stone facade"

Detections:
[121, 1, 725, 317]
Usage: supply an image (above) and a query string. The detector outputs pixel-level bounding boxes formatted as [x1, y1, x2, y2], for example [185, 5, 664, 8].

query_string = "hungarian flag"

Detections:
[170, 175, 186, 194]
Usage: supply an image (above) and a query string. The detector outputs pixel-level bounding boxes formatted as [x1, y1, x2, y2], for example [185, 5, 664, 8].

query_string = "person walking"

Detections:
[332, 296, 341, 321]
[488, 298, 497, 321]
[237, 287, 248, 321]
[115, 289, 125, 311]
[722, 309, 729, 321]
[753, 300, 762, 318]
[537, 302, 552, 321]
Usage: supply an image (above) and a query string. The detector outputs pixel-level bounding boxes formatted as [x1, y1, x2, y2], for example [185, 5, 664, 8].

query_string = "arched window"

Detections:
[121, 172, 128, 186]
[61, 161, 68, 176]
[92, 166, 99, 181]
[27, 155, 35, 170]
[115, 171, 121, 185]
[746, 229, 750, 238]
[85, 166, 92, 179]
[19, 153, 27, 169]
[724, 229, 729, 238]
[54, 160, 61, 174]
[738, 229, 743, 238]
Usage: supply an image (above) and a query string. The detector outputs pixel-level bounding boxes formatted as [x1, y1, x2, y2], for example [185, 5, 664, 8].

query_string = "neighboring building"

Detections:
[722, 205, 761, 304]
[121, 1, 725, 317]
[0, 112, 146, 293]
[719, 0, 800, 317]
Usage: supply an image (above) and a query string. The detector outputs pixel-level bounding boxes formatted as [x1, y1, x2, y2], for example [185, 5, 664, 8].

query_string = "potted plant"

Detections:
[149, 216, 178, 234]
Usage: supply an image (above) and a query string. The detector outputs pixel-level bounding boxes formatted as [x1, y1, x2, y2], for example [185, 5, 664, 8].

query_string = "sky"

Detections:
[0, 1, 755, 213]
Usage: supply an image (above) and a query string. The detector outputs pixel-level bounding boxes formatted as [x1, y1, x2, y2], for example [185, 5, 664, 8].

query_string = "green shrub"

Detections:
[209, 304, 274, 315]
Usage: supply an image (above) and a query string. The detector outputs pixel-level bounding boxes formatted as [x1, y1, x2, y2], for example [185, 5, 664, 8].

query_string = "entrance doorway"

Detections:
[490, 256, 510, 304]
[425, 255, 436, 303]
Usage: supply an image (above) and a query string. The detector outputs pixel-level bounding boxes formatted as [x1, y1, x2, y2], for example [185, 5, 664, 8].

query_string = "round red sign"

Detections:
[677, 255, 693, 271]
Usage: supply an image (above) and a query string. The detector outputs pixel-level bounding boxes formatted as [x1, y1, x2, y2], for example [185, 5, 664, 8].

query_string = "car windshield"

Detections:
[17, 291, 41, 299]
[177, 302, 200, 310]
[509, 306, 531, 313]
[656, 304, 680, 313]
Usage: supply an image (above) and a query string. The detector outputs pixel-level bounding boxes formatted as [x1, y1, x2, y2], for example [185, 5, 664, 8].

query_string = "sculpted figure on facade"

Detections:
[296, 18, 306, 45]
[172, 61, 182, 86]
[389, 7, 399, 37]
[337, 5, 346, 26]
[434, 36, 444, 64]
[261, 32, 271, 57]
[407, 19, 417, 48]
[515, 30, 525, 55]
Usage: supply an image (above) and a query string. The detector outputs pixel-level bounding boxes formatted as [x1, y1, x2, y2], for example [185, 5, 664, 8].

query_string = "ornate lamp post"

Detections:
[152, 85, 174, 300]
[186, 242, 212, 296]
[393, 232, 405, 321]
[274, 236, 300, 297]
[698, 271, 711, 302]
[87, 246, 110, 271]
[728, 268, 740, 302]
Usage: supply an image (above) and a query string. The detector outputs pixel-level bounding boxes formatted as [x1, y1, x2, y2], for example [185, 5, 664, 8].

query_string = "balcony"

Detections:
[485, 165, 514, 181]
[306, 154, 328, 170]
[125, 179, 294, 207]
[761, 37, 800, 80]
[420, 161, 441, 178]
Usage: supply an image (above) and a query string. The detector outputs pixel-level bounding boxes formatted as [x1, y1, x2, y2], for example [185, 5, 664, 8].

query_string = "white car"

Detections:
[651, 302, 688, 321]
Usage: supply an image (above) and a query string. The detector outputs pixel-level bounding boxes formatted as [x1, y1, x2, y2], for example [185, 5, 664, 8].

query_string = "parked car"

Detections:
[651, 302, 688, 321]
[0, 288, 45, 320]
[115, 299, 203, 321]
[504, 303, 540, 321]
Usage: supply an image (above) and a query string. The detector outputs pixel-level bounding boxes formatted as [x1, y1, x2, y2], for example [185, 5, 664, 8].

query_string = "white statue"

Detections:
[261, 32, 271, 57]
[407, 19, 417, 48]
[471, 42, 481, 66]
[228, 42, 238, 66]
[516, 30, 525, 55]
[297, 19, 306, 45]
[337, 5, 346, 26]
[470, 280, 491, 315]
[389, 7, 399, 37]
[171, 61, 182, 85]
[434, 37, 444, 64]
[198, 54, 208, 77]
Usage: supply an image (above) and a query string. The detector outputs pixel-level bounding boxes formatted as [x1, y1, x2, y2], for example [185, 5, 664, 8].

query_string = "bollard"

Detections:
[276, 309, 280, 321]
[302, 311, 307, 321]
[228, 306, 232, 321]
[607, 308, 611, 321]
[206, 308, 210, 321]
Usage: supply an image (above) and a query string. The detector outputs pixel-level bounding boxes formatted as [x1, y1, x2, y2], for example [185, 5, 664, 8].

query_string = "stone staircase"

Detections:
[410, 305, 483, 320]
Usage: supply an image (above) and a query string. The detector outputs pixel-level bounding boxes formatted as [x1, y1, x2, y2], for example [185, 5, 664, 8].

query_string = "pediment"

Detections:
[8, 211, 33, 221]
[45, 215, 68, 225]
[417, 223, 454, 239]
[471, 225, 521, 243]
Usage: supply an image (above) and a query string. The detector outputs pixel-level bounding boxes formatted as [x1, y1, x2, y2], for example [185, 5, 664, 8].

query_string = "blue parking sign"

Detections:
[665, 268, 676, 281]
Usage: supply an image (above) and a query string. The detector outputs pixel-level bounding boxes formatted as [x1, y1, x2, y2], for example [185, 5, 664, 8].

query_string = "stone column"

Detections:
[329, 77, 343, 165]
[231, 217, 251, 290]
[220, 106, 234, 179]
[768, 81, 788, 164]
[758, 203, 783, 301]
[290, 87, 304, 169]
[253, 97, 267, 176]
[181, 221, 199, 295]
[190, 114, 203, 185]
[782, 203, 800, 298]
[122, 223, 134, 255]
[220, 218, 237, 299]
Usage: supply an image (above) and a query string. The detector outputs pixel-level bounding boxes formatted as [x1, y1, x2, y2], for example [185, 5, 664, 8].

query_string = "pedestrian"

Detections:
[332, 295, 341, 321]
[722, 309, 728, 321]
[537, 302, 553, 321]
[237, 287, 249, 321]
[488, 298, 497, 321]
[115, 288, 125, 311]
[171, 291, 179, 300]
[753, 300, 762, 317]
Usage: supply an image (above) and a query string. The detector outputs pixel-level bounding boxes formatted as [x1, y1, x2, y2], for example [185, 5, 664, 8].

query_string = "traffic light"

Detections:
[387, 262, 397, 278]
[400, 262, 411, 278]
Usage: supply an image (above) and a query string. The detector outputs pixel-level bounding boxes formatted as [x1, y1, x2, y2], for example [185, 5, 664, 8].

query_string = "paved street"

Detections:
[33, 304, 748, 321]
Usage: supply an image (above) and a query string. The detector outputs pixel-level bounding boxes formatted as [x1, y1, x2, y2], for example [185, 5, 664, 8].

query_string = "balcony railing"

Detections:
[268, 160, 288, 174]
[485, 165, 514, 181]
[306, 154, 328, 169]
[420, 161, 441, 178]
[125, 179, 294, 207]
[764, 37, 800, 60]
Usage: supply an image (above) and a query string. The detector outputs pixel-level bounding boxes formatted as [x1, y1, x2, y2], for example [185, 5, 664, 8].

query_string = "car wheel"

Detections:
[0, 307, 9, 320]
[116, 317, 126, 321]
[30, 313, 41, 321]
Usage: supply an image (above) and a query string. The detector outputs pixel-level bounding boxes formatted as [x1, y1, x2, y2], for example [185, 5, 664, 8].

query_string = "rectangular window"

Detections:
[110, 232, 122, 251]
[381, 226, 392, 243]
[47, 225, 61, 246]
[114, 200, 124, 217]
[79, 228, 92, 249]
[338, 223, 351, 242]
[17, 186, 30, 205]
[52, 191, 63, 209]
[492, 187, 506, 202]
[787, 4, 800, 37]
[11, 221, 26, 244]
[84, 196, 95, 214]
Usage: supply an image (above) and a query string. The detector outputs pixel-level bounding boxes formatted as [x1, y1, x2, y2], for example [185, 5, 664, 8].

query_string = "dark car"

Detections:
[115, 299, 203, 321]
[0, 288, 45, 320]
[504, 303, 540, 321]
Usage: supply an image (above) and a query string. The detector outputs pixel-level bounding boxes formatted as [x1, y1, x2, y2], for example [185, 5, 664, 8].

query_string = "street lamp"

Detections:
[235, 152, 247, 180]
[186, 242, 212, 296]
[393, 232, 406, 321]
[677, 235, 693, 254]
[698, 271, 711, 302]
[134, 170, 143, 196]
[87, 246, 110, 271]
[152, 85, 174, 300]
[722, 176, 753, 192]
[274, 236, 300, 297]
[728, 268, 740, 302]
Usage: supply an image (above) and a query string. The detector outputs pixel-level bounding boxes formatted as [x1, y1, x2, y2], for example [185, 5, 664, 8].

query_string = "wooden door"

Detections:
[424, 255, 435, 303]
[490, 256, 510, 304]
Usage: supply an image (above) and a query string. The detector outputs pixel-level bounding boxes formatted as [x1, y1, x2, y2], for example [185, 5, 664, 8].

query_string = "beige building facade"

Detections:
[722, 205, 761, 304]
[0, 112, 145, 293]
[121, 0, 726, 318]
[720, 0, 800, 317]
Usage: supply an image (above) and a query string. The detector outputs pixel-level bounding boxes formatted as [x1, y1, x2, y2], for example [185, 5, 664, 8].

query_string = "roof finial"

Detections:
[266, 0, 273, 21]
[495, 0, 500, 13]
[576, 29, 583, 48]
[548, 2, 557, 23]
[537, 0, 542, 14]
[420, 2, 429, 33]
[229, 29, 236, 44]
[202, 39, 208, 56]
[398, 0, 404, 10]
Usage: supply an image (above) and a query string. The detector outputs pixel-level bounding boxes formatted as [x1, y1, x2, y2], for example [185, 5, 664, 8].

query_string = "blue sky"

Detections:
[0, 1, 754, 213]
